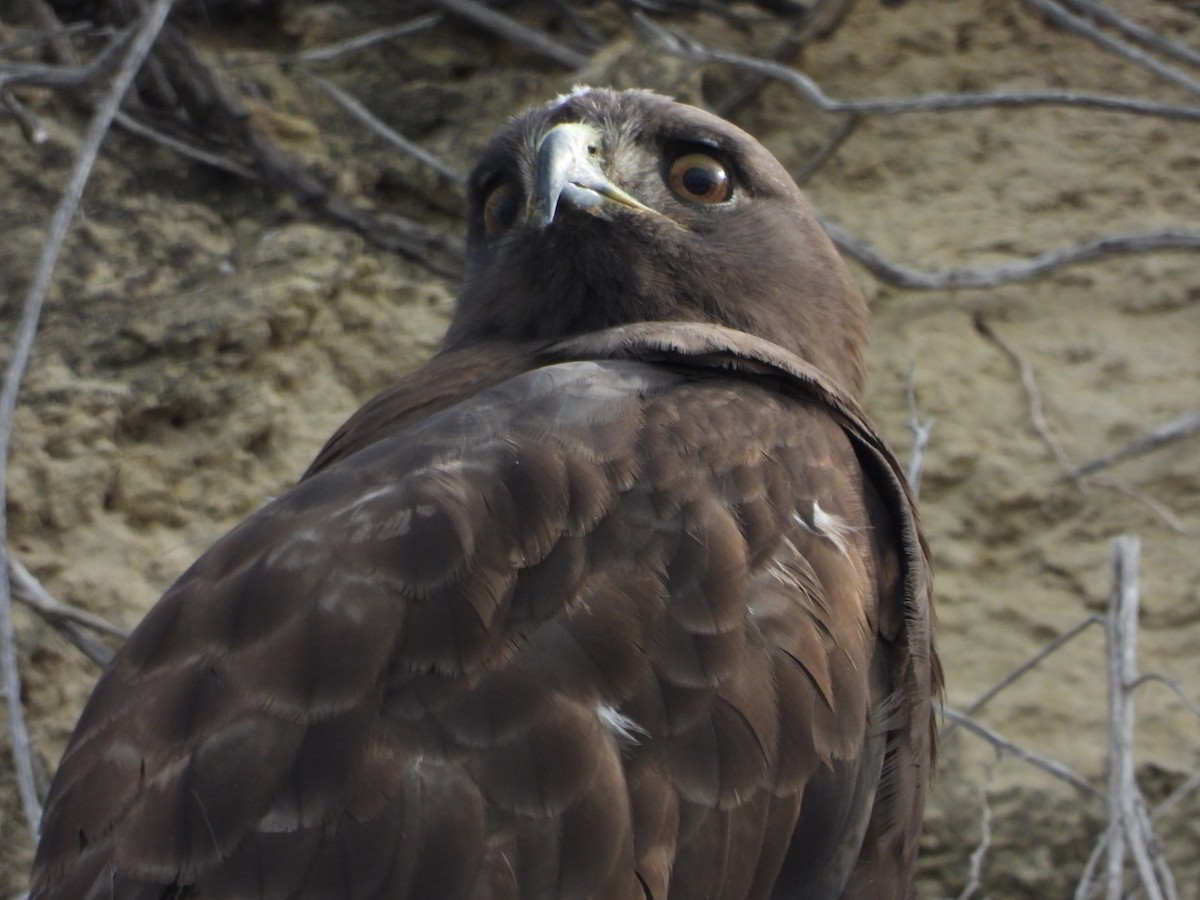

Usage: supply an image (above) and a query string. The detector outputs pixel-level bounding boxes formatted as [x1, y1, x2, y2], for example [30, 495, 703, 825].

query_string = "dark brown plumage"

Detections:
[30, 87, 939, 900]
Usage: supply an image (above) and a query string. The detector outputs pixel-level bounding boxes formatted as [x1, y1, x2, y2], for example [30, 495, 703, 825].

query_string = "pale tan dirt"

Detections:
[2, 1, 1198, 896]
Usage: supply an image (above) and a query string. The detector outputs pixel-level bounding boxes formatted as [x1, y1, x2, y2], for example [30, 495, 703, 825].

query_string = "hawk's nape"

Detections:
[30, 88, 939, 900]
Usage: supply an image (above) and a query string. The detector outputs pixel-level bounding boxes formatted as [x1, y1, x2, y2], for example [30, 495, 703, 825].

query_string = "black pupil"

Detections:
[682, 166, 718, 197]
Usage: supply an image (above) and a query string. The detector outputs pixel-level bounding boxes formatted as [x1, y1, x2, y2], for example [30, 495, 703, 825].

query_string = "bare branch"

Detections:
[1088, 478, 1189, 535]
[942, 708, 1103, 800]
[114, 111, 257, 179]
[9, 558, 124, 668]
[1130, 672, 1200, 720]
[303, 72, 465, 185]
[122, 27, 464, 275]
[0, 0, 179, 840]
[904, 362, 933, 499]
[821, 219, 1200, 290]
[0, 24, 133, 91]
[1104, 536, 1175, 900]
[793, 114, 861, 185]
[3, 0, 83, 66]
[1151, 770, 1200, 824]
[631, 13, 1200, 121]
[942, 616, 1105, 741]
[1021, 0, 1200, 98]
[430, 0, 589, 69]
[1059, 409, 1200, 482]
[974, 315, 1075, 471]
[2, 89, 47, 144]
[957, 772, 995, 900]
[1059, 0, 1200, 70]
[1105, 536, 1135, 899]
[1136, 799, 1180, 898]
[293, 15, 445, 63]
[1078, 822, 1117, 900]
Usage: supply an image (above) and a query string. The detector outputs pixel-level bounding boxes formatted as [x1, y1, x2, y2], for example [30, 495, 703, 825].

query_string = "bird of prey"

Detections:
[31, 87, 939, 900]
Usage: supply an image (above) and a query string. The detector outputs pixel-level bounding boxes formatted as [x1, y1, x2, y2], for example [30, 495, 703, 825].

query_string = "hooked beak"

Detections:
[530, 122, 659, 227]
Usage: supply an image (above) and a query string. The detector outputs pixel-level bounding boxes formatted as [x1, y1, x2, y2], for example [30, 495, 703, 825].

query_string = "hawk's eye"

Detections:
[483, 182, 520, 236]
[667, 153, 731, 204]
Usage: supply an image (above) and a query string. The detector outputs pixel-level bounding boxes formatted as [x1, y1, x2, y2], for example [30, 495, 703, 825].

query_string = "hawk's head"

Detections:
[443, 87, 871, 398]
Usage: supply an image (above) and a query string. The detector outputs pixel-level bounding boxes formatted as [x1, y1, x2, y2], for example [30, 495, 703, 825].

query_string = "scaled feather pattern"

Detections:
[30, 87, 940, 900]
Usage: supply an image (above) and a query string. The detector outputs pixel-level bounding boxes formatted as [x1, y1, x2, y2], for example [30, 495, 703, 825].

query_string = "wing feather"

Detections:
[32, 324, 936, 900]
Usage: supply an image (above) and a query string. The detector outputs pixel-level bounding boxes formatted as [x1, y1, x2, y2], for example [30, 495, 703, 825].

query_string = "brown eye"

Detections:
[667, 153, 731, 204]
[483, 182, 520, 236]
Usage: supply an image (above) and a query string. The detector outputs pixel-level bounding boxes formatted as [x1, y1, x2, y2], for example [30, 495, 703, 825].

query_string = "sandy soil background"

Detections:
[2, 1, 1198, 896]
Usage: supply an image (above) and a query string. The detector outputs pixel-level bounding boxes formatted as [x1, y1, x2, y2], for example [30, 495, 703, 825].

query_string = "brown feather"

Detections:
[30, 88, 938, 900]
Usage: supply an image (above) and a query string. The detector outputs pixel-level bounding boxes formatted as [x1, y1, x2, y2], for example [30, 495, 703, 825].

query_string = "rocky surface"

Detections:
[2, 1, 1198, 895]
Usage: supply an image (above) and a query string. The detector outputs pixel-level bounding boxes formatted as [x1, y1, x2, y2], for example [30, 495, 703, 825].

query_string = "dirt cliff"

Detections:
[2, 1, 1198, 895]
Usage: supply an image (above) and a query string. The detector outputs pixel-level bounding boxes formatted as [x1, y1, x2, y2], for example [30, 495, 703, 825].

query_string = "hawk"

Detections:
[31, 87, 939, 899]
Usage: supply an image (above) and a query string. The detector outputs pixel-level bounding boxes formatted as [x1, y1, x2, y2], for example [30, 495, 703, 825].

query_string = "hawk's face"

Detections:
[445, 88, 871, 398]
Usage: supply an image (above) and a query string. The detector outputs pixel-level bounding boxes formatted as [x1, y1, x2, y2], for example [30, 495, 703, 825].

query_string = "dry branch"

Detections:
[631, 12, 1200, 121]
[957, 774, 994, 900]
[1087, 536, 1178, 900]
[942, 615, 1105, 741]
[1059, 409, 1200, 482]
[431, 0, 590, 69]
[2, 89, 47, 144]
[114, 110, 256, 178]
[974, 315, 1075, 471]
[904, 363, 933, 499]
[304, 72, 465, 184]
[292, 15, 445, 64]
[1021, 0, 1200, 98]
[1131, 673, 1200, 721]
[9, 558, 124, 668]
[0, 24, 132, 91]
[822, 220, 1200, 290]
[1059, 0, 1200, 69]
[1152, 770, 1200, 824]
[942, 708, 1102, 800]
[0, 0, 179, 840]
[792, 114, 861, 185]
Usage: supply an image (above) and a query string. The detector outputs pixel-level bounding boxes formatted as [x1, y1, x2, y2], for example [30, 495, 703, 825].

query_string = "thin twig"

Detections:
[1105, 537, 1136, 899]
[974, 315, 1075, 471]
[1060, 0, 1200, 69]
[1078, 822, 1117, 900]
[2, 89, 48, 144]
[631, 13, 1200, 121]
[822, 219, 1200, 290]
[904, 362, 933, 499]
[9, 558, 128, 640]
[957, 767, 995, 900]
[1135, 799, 1179, 898]
[5, 0, 82, 66]
[1059, 409, 1200, 482]
[1021, 0, 1200, 98]
[942, 708, 1103, 800]
[942, 615, 1105, 740]
[9, 558, 123, 668]
[114, 110, 258, 179]
[1089, 478, 1189, 535]
[128, 27, 464, 275]
[1104, 536, 1174, 900]
[1130, 672, 1200, 720]
[303, 72, 465, 184]
[292, 14, 444, 63]
[430, 0, 589, 69]
[1151, 770, 1200, 824]
[0, 24, 134, 91]
[793, 114, 861, 185]
[0, 0, 179, 839]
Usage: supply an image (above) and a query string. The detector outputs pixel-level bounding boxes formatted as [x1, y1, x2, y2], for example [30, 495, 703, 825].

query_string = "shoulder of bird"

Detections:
[30, 87, 938, 900]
